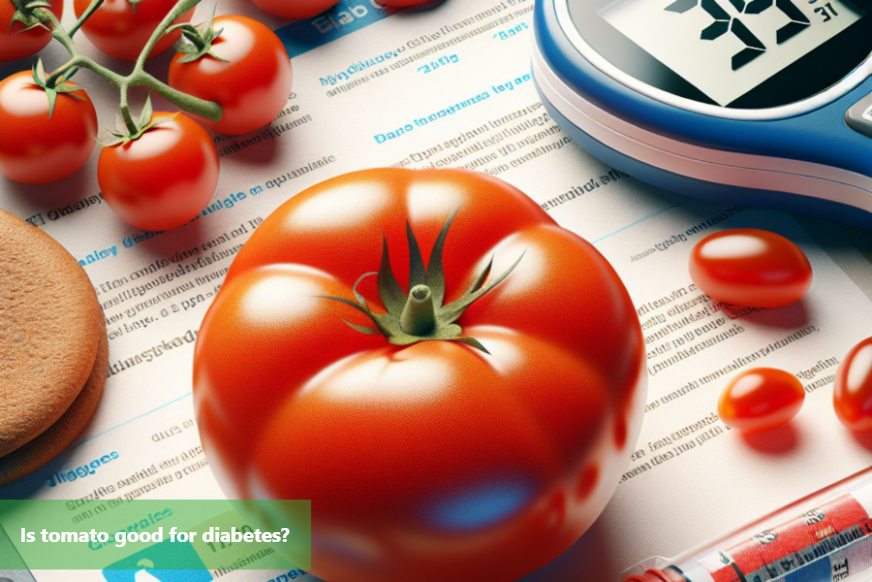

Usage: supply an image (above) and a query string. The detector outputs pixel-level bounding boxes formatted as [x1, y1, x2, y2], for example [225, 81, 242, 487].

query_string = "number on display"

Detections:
[665, 0, 829, 71]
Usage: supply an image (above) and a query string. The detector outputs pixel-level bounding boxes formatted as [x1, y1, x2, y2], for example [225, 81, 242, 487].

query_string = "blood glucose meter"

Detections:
[533, 0, 872, 227]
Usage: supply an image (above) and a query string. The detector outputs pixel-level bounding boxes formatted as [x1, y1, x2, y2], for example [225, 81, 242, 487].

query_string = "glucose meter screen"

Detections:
[599, 0, 866, 106]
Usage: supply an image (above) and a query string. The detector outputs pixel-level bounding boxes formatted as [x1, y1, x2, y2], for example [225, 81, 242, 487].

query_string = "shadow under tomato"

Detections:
[216, 126, 281, 166]
[740, 423, 800, 455]
[129, 213, 208, 260]
[848, 429, 872, 453]
[518, 510, 624, 582]
[738, 299, 810, 330]
[1, 159, 95, 209]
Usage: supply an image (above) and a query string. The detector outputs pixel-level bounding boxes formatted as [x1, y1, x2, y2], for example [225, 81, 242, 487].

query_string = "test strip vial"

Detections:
[623, 473, 872, 582]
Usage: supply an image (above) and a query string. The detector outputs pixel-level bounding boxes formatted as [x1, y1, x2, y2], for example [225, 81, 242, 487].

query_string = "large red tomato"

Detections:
[74, 0, 194, 62]
[168, 15, 293, 136]
[0, 0, 63, 61]
[194, 168, 646, 582]
[0, 71, 97, 184]
[97, 112, 219, 231]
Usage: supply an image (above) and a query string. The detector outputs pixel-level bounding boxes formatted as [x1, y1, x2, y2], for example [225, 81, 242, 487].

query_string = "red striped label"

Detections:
[705, 494, 872, 582]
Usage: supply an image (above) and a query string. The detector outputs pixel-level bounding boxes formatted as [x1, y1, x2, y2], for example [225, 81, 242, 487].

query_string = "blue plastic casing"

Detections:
[533, 0, 872, 228]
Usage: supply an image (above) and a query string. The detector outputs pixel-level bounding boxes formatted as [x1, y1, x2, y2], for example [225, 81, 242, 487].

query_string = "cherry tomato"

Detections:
[689, 228, 812, 308]
[249, 0, 338, 19]
[97, 112, 219, 231]
[168, 15, 293, 136]
[834, 337, 872, 432]
[194, 168, 647, 582]
[718, 368, 805, 432]
[0, 0, 63, 61]
[0, 72, 97, 185]
[74, 0, 194, 62]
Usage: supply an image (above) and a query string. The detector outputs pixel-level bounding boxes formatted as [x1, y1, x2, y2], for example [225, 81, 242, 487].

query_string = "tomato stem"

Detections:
[133, 0, 197, 71]
[118, 83, 139, 135]
[322, 211, 525, 355]
[68, 0, 103, 37]
[400, 285, 436, 336]
[31, 0, 223, 125]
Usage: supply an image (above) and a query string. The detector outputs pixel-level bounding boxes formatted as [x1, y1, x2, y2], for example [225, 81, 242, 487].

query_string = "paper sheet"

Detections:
[2, 0, 872, 580]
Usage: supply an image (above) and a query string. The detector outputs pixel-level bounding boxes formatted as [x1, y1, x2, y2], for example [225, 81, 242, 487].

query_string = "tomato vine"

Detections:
[13, 0, 223, 134]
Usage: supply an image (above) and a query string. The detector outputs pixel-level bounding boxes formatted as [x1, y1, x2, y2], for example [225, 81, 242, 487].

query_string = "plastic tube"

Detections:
[622, 468, 872, 582]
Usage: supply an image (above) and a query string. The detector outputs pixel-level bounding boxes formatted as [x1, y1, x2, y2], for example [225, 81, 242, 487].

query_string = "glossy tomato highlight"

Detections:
[168, 15, 293, 136]
[834, 337, 872, 432]
[98, 113, 219, 231]
[689, 228, 812, 308]
[0, 0, 64, 61]
[718, 368, 805, 432]
[0, 71, 97, 184]
[74, 0, 193, 61]
[193, 168, 647, 582]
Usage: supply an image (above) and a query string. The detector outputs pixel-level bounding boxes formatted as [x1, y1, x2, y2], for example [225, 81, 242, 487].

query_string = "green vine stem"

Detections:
[29, 0, 223, 125]
[68, 0, 102, 37]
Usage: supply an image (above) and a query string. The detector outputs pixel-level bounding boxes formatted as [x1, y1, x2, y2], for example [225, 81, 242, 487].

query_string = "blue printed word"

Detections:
[493, 22, 528, 40]
[418, 54, 459, 75]
[46, 451, 120, 487]
[78, 246, 117, 267]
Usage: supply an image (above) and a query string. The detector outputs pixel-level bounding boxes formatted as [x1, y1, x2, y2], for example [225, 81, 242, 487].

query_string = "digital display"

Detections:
[600, 0, 866, 106]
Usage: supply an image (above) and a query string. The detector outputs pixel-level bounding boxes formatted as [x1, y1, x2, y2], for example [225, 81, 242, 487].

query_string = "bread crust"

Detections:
[0, 209, 102, 457]
[0, 327, 108, 486]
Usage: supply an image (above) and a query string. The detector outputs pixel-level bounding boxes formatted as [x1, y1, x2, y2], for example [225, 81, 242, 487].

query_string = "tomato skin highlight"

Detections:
[718, 368, 805, 432]
[97, 113, 219, 231]
[74, 0, 193, 61]
[834, 337, 872, 432]
[194, 168, 647, 582]
[168, 15, 293, 136]
[0, 0, 63, 61]
[689, 228, 812, 308]
[0, 72, 97, 185]
[249, 0, 339, 19]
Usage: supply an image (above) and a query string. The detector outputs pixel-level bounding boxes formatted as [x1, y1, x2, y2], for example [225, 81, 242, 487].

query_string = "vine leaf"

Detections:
[406, 221, 426, 289]
[425, 208, 458, 308]
[138, 94, 154, 128]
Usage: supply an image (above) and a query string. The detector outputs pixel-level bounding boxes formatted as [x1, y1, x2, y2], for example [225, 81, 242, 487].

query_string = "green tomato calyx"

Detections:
[98, 95, 178, 146]
[168, 4, 229, 64]
[10, 0, 52, 34]
[323, 210, 525, 354]
[30, 59, 84, 118]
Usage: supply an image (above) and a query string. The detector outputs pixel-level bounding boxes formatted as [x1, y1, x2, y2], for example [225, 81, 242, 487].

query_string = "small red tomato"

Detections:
[74, 0, 194, 62]
[0, 71, 97, 184]
[98, 112, 219, 231]
[249, 0, 338, 19]
[718, 368, 805, 432]
[834, 337, 872, 432]
[168, 15, 293, 136]
[0, 0, 63, 61]
[689, 228, 812, 308]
